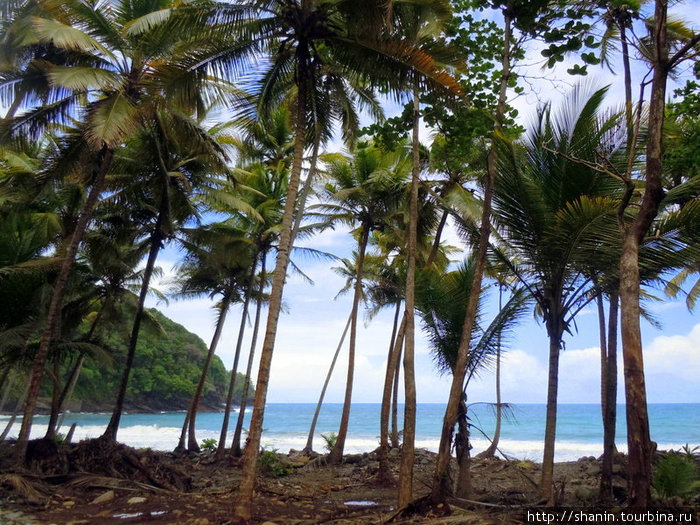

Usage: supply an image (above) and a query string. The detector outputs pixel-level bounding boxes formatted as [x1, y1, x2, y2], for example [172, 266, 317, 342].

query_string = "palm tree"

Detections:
[173, 224, 252, 451]
[2, 0, 244, 459]
[490, 86, 622, 503]
[103, 108, 231, 442]
[313, 143, 410, 464]
[416, 257, 529, 497]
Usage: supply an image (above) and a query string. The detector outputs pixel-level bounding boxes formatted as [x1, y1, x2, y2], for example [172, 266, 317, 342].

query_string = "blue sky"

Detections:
[143, 2, 700, 406]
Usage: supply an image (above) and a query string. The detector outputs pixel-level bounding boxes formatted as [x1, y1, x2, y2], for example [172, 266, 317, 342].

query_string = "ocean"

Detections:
[2, 403, 698, 462]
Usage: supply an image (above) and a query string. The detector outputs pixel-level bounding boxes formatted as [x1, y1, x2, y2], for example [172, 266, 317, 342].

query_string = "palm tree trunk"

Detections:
[184, 295, 233, 452]
[55, 354, 85, 435]
[2, 371, 32, 441]
[378, 310, 406, 482]
[329, 226, 370, 464]
[304, 312, 352, 453]
[426, 210, 448, 267]
[45, 359, 62, 439]
[540, 326, 563, 504]
[455, 394, 472, 498]
[600, 292, 618, 503]
[391, 338, 402, 448]
[620, 0, 669, 506]
[231, 251, 267, 458]
[233, 76, 308, 524]
[103, 215, 165, 442]
[478, 285, 504, 459]
[0, 368, 15, 413]
[215, 257, 258, 459]
[15, 147, 114, 461]
[291, 128, 321, 242]
[398, 83, 420, 508]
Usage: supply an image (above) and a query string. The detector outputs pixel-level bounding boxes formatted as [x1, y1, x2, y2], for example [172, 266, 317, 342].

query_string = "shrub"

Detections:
[257, 448, 290, 477]
[200, 438, 217, 453]
[653, 449, 700, 501]
[321, 432, 337, 452]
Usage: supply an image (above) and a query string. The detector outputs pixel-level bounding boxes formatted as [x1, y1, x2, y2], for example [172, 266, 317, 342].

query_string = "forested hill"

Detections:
[70, 308, 252, 413]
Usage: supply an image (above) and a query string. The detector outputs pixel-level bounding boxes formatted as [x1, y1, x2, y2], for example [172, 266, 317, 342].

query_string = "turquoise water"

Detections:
[3, 403, 697, 461]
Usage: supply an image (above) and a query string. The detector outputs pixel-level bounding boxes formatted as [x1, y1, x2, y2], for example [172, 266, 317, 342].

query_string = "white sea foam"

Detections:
[1, 415, 690, 462]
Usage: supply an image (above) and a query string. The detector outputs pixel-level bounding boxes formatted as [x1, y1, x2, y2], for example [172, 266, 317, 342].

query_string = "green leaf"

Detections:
[48, 66, 122, 91]
[32, 17, 113, 58]
[85, 93, 138, 149]
[124, 9, 172, 36]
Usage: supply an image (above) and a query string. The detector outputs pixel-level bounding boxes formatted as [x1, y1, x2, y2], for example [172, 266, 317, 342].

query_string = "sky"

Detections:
[143, 2, 700, 406]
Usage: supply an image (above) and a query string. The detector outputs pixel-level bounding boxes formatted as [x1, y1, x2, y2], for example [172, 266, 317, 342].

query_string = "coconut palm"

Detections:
[416, 257, 529, 497]
[312, 143, 411, 464]
[490, 86, 623, 503]
[173, 223, 252, 451]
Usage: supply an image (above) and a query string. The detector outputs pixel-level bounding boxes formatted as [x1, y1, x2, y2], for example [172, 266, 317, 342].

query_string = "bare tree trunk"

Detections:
[215, 259, 258, 459]
[477, 285, 503, 459]
[233, 77, 308, 523]
[45, 358, 62, 439]
[455, 395, 472, 498]
[391, 339, 402, 448]
[378, 311, 406, 482]
[540, 326, 563, 504]
[231, 251, 267, 457]
[304, 313, 352, 453]
[55, 354, 85, 435]
[183, 294, 233, 452]
[329, 226, 370, 464]
[597, 294, 608, 421]
[16, 147, 114, 462]
[103, 210, 164, 442]
[398, 84, 420, 508]
[0, 368, 15, 413]
[2, 371, 32, 441]
[620, 0, 672, 506]
[600, 292, 618, 503]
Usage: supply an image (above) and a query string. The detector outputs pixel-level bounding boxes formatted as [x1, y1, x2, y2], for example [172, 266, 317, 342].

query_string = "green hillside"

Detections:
[72, 308, 252, 413]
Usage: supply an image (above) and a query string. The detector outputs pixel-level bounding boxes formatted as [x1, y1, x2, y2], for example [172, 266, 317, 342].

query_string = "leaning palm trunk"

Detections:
[15, 148, 114, 461]
[378, 310, 406, 482]
[234, 80, 308, 523]
[304, 313, 352, 453]
[54, 354, 85, 435]
[2, 371, 32, 441]
[398, 84, 420, 508]
[430, 117, 497, 504]
[181, 295, 233, 452]
[600, 293, 618, 503]
[231, 252, 267, 457]
[329, 226, 370, 464]
[0, 368, 15, 413]
[103, 210, 165, 442]
[215, 259, 258, 459]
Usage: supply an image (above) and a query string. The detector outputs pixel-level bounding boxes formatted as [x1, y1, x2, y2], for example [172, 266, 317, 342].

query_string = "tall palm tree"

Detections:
[313, 143, 411, 464]
[103, 108, 231, 442]
[491, 86, 622, 503]
[173, 224, 252, 451]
